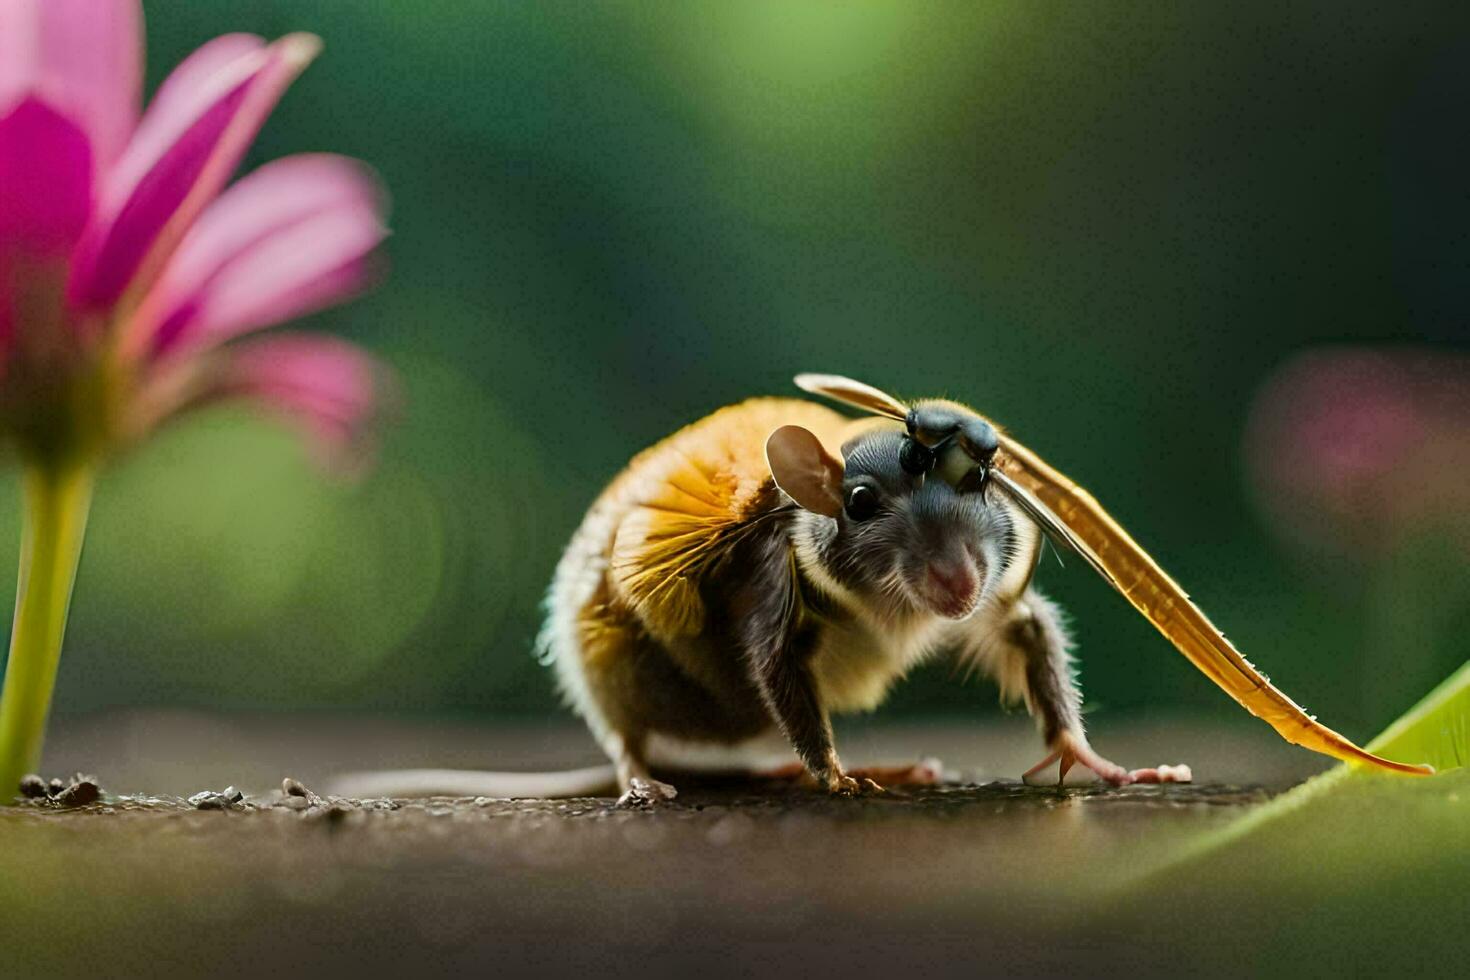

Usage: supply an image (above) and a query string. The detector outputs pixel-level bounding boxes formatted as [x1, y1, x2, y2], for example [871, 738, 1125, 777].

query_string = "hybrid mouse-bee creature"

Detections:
[539, 374, 1429, 803]
[337, 374, 1431, 803]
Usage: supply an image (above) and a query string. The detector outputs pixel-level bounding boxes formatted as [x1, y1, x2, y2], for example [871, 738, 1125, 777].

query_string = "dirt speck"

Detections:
[17, 772, 105, 807]
[54, 778, 101, 807]
[187, 786, 245, 810]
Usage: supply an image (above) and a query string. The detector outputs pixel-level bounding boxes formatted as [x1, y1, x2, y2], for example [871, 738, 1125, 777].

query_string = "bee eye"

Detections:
[844, 484, 879, 521]
[899, 437, 935, 476]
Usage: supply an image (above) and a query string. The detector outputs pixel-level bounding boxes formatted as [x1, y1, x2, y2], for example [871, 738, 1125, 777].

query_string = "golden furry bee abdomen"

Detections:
[539, 398, 857, 752]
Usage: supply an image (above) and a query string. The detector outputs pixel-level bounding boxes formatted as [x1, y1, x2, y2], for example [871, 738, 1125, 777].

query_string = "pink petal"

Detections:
[0, 98, 92, 255]
[122, 34, 265, 186]
[0, 0, 142, 170]
[0, 98, 92, 365]
[214, 333, 385, 466]
[137, 153, 387, 357]
[67, 33, 320, 313]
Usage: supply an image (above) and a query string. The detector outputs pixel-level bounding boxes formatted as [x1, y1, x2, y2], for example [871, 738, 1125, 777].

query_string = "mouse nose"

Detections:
[925, 559, 977, 618]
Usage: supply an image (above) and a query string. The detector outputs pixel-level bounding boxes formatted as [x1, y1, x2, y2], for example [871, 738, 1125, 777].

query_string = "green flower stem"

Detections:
[0, 462, 95, 799]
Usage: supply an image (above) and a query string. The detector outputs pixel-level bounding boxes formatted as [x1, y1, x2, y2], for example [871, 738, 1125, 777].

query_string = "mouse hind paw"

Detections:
[616, 776, 678, 808]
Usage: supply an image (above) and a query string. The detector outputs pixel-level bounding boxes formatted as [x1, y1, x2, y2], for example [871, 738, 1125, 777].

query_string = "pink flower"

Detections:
[0, 1, 390, 793]
[0, 0, 388, 466]
[1243, 348, 1470, 560]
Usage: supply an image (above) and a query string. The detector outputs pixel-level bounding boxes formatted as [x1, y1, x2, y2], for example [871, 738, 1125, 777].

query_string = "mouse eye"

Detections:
[844, 484, 879, 521]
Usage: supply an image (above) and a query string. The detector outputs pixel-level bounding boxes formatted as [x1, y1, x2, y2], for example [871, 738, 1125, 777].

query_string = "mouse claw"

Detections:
[825, 772, 885, 797]
[1021, 749, 1061, 786]
[1024, 734, 1134, 787]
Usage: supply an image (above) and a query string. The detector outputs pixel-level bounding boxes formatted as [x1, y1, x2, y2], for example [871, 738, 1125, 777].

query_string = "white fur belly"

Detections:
[809, 617, 946, 714]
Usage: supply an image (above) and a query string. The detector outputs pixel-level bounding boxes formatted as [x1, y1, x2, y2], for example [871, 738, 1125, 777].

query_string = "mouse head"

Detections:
[766, 422, 1014, 621]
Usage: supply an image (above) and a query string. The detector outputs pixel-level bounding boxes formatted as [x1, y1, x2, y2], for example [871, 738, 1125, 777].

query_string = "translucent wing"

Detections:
[986, 467, 1114, 584]
[793, 373, 908, 421]
[793, 373, 1434, 776]
[996, 434, 1433, 776]
[610, 399, 847, 641]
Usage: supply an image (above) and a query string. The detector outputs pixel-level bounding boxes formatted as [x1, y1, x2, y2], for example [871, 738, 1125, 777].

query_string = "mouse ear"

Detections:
[794, 373, 909, 422]
[765, 425, 844, 519]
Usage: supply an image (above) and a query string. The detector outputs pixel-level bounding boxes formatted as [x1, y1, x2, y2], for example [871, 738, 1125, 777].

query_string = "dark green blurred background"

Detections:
[5, 1, 1467, 736]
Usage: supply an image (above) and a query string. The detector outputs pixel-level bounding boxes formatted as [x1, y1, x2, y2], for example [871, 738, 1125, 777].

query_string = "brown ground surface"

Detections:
[1, 711, 1336, 977]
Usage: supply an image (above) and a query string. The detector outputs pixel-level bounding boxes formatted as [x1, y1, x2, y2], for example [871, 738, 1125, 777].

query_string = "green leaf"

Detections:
[1364, 658, 1469, 774]
[1114, 660, 1470, 973]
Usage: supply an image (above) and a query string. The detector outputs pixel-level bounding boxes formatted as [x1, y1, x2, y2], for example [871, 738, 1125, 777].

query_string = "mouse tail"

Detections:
[327, 764, 619, 800]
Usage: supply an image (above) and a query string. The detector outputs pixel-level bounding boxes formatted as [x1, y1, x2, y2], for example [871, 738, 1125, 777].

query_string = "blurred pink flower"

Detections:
[0, 0, 388, 465]
[0, 0, 391, 793]
[1243, 349, 1470, 560]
